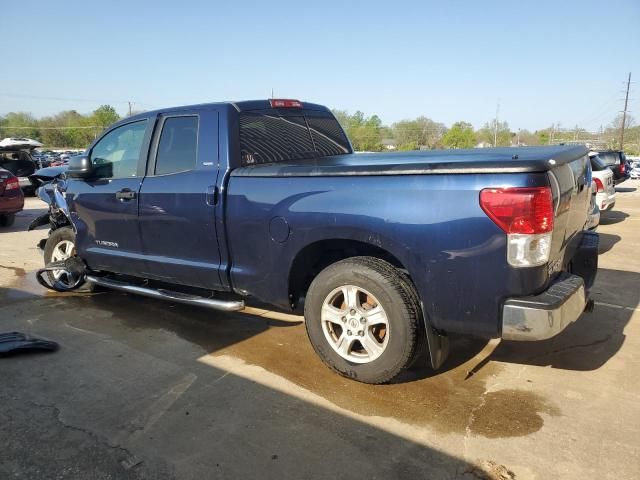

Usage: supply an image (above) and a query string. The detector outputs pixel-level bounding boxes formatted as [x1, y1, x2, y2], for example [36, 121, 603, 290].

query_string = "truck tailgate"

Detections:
[547, 153, 591, 276]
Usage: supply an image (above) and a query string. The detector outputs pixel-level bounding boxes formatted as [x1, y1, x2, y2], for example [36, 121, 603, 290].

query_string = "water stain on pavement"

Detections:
[2, 283, 560, 439]
[0, 265, 27, 277]
[211, 319, 559, 438]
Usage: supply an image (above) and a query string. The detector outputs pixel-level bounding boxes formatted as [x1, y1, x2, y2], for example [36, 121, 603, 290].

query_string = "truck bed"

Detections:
[231, 145, 589, 177]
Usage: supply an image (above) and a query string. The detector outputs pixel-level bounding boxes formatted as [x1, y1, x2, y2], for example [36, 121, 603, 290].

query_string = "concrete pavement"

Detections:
[1, 182, 639, 479]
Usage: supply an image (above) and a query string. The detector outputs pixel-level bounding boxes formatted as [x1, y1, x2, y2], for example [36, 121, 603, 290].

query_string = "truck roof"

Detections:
[231, 145, 589, 177]
[125, 99, 330, 122]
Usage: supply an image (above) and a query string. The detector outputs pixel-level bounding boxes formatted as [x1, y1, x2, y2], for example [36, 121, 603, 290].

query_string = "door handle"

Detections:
[116, 189, 137, 201]
[206, 185, 219, 206]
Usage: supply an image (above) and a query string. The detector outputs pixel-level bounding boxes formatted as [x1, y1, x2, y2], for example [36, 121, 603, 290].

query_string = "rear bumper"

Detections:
[596, 191, 616, 211]
[502, 231, 598, 341]
[0, 195, 24, 214]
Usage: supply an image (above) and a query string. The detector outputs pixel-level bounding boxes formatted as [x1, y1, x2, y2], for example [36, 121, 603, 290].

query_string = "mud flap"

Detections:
[423, 315, 450, 370]
[35, 257, 87, 292]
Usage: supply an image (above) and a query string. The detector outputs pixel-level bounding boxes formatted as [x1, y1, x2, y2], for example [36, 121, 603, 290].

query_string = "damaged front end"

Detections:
[29, 173, 87, 292]
[35, 256, 88, 292]
[28, 179, 74, 235]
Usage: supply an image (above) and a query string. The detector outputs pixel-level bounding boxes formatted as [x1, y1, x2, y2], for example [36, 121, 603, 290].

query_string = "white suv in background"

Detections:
[589, 152, 616, 211]
[630, 161, 640, 179]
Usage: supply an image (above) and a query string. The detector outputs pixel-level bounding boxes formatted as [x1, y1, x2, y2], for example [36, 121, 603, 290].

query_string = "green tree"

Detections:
[442, 121, 476, 149]
[476, 120, 512, 147]
[517, 129, 541, 146]
[332, 109, 384, 151]
[91, 105, 120, 129]
[0, 112, 40, 140]
[392, 116, 445, 150]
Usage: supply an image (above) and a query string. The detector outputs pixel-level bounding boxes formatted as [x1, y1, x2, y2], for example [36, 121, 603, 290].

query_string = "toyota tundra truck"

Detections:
[35, 99, 598, 384]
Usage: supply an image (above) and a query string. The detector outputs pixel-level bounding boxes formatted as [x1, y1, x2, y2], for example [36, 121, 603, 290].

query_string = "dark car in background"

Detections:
[0, 168, 25, 227]
[596, 150, 630, 185]
[0, 149, 38, 195]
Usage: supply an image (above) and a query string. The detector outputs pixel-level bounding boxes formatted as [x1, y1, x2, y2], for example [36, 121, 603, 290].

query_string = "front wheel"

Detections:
[304, 257, 420, 384]
[43, 227, 83, 289]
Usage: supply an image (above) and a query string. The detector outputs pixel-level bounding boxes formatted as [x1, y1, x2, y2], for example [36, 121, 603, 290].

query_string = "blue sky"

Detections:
[3, 0, 639, 131]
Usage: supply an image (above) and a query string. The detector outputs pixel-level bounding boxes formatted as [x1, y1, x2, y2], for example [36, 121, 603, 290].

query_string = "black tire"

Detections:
[43, 227, 77, 287]
[0, 214, 16, 227]
[304, 256, 421, 384]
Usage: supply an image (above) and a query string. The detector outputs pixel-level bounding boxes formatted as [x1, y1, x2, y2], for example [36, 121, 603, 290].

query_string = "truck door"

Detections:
[137, 110, 223, 290]
[70, 118, 152, 276]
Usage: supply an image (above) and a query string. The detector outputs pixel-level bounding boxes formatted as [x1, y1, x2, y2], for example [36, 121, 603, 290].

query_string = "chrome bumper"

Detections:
[502, 273, 587, 341]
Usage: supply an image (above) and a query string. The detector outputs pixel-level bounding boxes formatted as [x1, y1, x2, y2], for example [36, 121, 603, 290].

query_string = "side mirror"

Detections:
[67, 155, 93, 178]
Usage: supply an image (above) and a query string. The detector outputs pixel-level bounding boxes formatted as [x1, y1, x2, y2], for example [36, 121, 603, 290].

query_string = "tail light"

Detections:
[5, 177, 20, 191]
[480, 186, 554, 267]
[619, 163, 626, 174]
[593, 178, 604, 193]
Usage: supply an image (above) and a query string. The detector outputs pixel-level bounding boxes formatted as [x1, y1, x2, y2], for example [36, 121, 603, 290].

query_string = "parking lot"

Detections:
[1, 183, 639, 479]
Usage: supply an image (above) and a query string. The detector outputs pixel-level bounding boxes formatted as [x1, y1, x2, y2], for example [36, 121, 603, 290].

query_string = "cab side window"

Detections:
[154, 116, 198, 175]
[90, 120, 148, 179]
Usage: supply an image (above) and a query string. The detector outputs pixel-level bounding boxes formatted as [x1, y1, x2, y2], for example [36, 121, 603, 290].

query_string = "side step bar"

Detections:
[85, 275, 245, 312]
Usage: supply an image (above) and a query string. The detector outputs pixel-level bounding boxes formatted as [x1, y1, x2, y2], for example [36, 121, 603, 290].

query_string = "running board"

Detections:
[85, 275, 245, 312]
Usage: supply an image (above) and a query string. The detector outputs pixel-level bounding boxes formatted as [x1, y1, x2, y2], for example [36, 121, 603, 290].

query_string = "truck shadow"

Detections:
[599, 210, 629, 225]
[490, 268, 637, 371]
[597, 233, 621, 254]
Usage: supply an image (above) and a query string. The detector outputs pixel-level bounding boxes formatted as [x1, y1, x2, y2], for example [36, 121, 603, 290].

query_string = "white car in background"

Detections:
[589, 152, 616, 211]
[630, 161, 640, 179]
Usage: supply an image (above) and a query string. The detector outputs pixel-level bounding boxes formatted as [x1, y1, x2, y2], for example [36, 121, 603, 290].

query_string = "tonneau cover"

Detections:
[232, 145, 589, 177]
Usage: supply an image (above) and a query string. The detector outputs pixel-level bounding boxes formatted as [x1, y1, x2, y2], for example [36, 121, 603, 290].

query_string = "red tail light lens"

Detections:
[5, 177, 20, 191]
[620, 163, 626, 174]
[593, 178, 604, 193]
[269, 99, 303, 108]
[480, 186, 554, 234]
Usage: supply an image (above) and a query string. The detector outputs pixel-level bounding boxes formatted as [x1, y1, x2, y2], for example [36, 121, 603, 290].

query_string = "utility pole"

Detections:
[493, 101, 500, 147]
[620, 72, 631, 150]
[271, 88, 274, 99]
[549, 123, 554, 145]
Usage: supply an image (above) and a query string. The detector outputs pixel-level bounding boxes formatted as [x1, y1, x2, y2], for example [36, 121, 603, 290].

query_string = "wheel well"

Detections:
[288, 239, 406, 307]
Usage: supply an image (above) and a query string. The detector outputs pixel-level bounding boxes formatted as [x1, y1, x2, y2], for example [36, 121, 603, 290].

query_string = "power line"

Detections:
[1, 125, 104, 130]
[0, 92, 154, 108]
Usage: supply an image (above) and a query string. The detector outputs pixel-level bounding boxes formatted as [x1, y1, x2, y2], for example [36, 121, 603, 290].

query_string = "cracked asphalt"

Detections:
[1, 182, 639, 479]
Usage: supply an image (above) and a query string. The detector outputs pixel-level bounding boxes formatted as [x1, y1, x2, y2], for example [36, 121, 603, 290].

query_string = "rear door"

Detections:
[137, 110, 223, 289]
[70, 118, 152, 276]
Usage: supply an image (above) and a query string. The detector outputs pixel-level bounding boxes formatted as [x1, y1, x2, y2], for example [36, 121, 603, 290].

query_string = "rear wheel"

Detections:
[0, 214, 16, 227]
[304, 257, 420, 384]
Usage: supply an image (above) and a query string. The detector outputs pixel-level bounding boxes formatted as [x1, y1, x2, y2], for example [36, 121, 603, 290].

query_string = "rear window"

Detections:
[596, 152, 621, 166]
[590, 155, 609, 171]
[239, 111, 351, 165]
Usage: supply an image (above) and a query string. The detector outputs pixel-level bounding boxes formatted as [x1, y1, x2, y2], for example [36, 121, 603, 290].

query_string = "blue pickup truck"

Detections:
[36, 99, 598, 384]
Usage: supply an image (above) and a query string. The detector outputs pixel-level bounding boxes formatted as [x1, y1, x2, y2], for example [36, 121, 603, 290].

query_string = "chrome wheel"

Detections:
[50, 239, 77, 287]
[321, 285, 390, 364]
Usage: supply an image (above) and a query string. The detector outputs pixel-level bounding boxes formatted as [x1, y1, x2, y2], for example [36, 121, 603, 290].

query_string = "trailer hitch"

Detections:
[35, 257, 87, 292]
